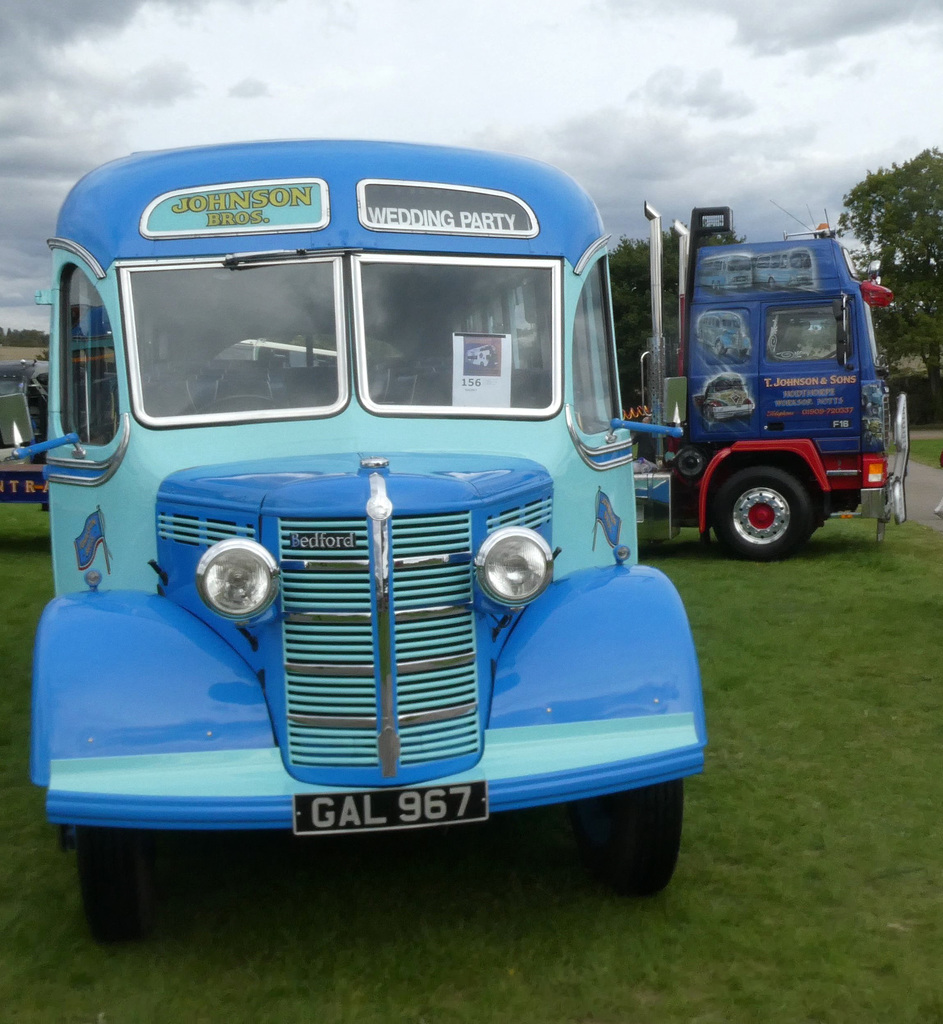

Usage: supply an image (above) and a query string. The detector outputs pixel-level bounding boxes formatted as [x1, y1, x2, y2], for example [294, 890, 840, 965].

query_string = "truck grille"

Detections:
[278, 512, 479, 772]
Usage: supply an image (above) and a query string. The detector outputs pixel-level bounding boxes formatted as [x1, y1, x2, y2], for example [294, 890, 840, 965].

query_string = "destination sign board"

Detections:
[140, 178, 330, 238]
[357, 180, 538, 238]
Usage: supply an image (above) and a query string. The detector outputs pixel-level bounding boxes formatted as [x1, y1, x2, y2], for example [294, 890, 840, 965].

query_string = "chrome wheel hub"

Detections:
[732, 486, 790, 545]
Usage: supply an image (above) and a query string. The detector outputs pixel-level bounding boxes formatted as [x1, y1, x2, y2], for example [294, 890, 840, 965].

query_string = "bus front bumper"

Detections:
[45, 714, 704, 830]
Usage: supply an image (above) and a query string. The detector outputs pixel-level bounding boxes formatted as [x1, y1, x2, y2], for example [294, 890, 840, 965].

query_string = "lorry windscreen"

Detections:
[125, 257, 345, 425]
[354, 255, 558, 416]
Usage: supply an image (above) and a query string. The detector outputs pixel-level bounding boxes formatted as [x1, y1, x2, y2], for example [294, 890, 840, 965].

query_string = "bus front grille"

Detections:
[278, 512, 479, 772]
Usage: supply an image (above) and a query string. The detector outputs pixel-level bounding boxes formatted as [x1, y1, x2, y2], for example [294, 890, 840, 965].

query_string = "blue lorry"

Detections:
[636, 205, 909, 559]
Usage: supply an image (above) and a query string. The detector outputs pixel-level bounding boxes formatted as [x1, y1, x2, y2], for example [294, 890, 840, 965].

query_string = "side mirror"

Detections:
[833, 295, 849, 366]
[0, 392, 35, 462]
[868, 259, 882, 283]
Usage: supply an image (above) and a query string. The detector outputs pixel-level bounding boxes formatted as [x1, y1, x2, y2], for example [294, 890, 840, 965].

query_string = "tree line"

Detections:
[0, 328, 50, 347]
[840, 147, 943, 421]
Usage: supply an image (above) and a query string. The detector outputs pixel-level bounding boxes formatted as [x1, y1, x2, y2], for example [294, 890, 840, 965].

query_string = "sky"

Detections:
[2, 0, 943, 330]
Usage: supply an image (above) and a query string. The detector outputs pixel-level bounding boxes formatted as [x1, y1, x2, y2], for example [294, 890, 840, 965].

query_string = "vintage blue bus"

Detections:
[25, 140, 706, 940]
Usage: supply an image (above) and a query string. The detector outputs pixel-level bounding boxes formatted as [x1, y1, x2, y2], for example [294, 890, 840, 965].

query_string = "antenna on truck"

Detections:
[772, 199, 837, 240]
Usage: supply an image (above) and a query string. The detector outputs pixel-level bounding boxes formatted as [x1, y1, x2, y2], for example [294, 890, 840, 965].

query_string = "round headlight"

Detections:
[475, 527, 553, 607]
[195, 539, 279, 620]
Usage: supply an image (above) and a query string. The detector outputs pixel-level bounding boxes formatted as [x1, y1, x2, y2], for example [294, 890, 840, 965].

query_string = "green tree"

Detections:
[0, 327, 50, 348]
[610, 231, 680, 410]
[839, 147, 943, 416]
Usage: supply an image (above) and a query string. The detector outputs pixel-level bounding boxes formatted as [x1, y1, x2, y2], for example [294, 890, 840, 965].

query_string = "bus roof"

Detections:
[54, 139, 605, 271]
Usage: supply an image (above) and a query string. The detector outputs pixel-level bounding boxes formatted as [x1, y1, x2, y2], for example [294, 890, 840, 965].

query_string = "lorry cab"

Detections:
[24, 140, 706, 940]
[638, 205, 909, 560]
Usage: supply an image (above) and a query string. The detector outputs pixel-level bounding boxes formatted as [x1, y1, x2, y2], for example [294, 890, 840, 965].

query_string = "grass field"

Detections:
[2, 503, 942, 1023]
[908, 436, 943, 468]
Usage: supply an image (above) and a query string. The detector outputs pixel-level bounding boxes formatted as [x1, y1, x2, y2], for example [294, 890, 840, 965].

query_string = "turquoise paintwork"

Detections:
[45, 251, 637, 595]
[45, 713, 703, 828]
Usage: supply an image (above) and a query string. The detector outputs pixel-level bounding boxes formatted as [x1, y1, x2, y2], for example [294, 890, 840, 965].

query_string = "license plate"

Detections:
[293, 781, 488, 836]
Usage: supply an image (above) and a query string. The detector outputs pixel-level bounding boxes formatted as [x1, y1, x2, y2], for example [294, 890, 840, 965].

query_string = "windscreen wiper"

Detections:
[222, 248, 354, 269]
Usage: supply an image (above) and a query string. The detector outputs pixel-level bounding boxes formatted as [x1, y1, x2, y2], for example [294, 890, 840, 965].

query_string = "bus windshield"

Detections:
[354, 255, 558, 415]
[125, 258, 345, 425]
[125, 253, 559, 426]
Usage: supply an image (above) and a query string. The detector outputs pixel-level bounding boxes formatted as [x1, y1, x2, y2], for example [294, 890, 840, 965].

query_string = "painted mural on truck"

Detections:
[694, 242, 827, 297]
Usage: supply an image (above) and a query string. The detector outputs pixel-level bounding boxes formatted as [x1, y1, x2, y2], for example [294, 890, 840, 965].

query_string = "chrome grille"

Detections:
[158, 512, 255, 546]
[287, 723, 378, 767]
[487, 496, 553, 532]
[279, 511, 479, 771]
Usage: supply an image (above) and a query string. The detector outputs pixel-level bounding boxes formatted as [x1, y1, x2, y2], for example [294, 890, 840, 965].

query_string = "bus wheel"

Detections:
[569, 780, 684, 896]
[75, 826, 156, 942]
[714, 466, 812, 560]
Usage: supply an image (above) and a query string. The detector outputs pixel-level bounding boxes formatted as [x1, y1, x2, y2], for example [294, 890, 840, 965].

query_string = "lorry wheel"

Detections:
[713, 466, 812, 560]
[569, 780, 683, 896]
[75, 826, 156, 942]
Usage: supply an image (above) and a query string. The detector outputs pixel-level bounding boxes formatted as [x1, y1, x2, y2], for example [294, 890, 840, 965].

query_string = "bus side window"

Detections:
[572, 260, 619, 433]
[61, 265, 119, 446]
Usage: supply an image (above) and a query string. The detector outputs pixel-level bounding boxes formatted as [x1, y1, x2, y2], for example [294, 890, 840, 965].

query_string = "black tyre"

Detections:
[75, 826, 156, 942]
[569, 780, 684, 896]
[712, 465, 812, 561]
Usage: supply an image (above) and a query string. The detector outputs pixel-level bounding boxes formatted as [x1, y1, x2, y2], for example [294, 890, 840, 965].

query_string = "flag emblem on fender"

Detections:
[74, 506, 112, 572]
[593, 489, 622, 549]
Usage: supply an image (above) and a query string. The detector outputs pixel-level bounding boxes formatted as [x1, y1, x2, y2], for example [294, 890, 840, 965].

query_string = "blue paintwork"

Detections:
[13, 432, 79, 460]
[692, 239, 843, 301]
[156, 456, 556, 791]
[611, 418, 684, 437]
[30, 591, 275, 786]
[159, 452, 553, 519]
[0, 467, 48, 503]
[490, 565, 705, 733]
[30, 561, 707, 812]
[56, 140, 603, 271]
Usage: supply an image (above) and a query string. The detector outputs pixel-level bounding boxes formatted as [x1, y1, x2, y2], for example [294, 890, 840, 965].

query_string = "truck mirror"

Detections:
[0, 392, 33, 458]
[833, 296, 849, 366]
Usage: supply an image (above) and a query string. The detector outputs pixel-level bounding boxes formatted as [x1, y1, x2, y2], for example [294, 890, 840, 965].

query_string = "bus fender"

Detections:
[489, 564, 706, 735]
[30, 591, 275, 786]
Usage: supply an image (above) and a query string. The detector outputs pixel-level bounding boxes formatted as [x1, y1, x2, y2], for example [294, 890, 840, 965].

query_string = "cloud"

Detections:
[603, 0, 943, 54]
[0, 0, 278, 327]
[472, 106, 865, 245]
[0, 0, 179, 88]
[228, 78, 271, 99]
[0, 0, 283, 89]
[724, 0, 941, 56]
[1, 0, 941, 331]
[632, 68, 755, 120]
[124, 62, 202, 107]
